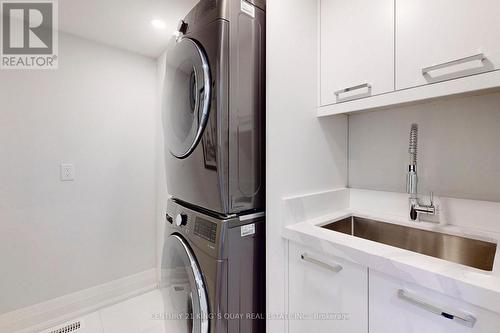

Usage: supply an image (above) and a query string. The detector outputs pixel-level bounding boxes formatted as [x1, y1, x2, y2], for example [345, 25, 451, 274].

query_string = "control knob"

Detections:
[175, 213, 188, 227]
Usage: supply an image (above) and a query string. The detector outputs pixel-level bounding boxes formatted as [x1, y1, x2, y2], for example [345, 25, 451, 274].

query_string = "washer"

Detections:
[161, 199, 265, 333]
[162, 0, 266, 216]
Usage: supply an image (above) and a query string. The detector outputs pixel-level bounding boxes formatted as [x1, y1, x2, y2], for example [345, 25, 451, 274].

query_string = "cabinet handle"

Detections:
[300, 253, 343, 273]
[334, 83, 372, 96]
[421, 53, 486, 75]
[397, 289, 476, 328]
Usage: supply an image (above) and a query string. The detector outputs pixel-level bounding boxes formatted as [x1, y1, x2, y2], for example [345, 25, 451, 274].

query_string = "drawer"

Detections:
[369, 270, 500, 333]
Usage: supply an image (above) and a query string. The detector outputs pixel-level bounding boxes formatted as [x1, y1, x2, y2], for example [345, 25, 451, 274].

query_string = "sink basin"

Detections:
[322, 216, 497, 271]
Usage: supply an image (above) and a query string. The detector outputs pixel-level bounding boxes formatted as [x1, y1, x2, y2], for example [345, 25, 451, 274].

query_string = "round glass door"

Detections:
[161, 234, 209, 333]
[163, 38, 212, 159]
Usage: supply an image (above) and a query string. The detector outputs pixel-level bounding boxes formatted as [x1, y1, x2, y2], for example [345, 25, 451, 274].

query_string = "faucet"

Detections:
[406, 124, 436, 221]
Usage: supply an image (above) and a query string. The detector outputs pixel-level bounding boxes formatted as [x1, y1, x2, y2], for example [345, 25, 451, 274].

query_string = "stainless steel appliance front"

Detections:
[161, 199, 265, 333]
[162, 0, 266, 216]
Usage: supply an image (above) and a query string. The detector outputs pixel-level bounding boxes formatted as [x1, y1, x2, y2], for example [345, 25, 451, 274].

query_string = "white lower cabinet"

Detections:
[287, 242, 500, 332]
[369, 270, 500, 333]
[287, 241, 368, 333]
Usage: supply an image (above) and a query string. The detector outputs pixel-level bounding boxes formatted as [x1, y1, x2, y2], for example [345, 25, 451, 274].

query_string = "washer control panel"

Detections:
[194, 217, 217, 243]
[166, 210, 192, 235]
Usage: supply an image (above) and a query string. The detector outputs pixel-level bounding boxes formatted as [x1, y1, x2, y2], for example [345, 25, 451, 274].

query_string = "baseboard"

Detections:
[0, 269, 158, 333]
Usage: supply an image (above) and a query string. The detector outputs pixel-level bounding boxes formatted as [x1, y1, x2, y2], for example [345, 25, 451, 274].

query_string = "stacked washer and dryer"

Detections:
[161, 1, 266, 332]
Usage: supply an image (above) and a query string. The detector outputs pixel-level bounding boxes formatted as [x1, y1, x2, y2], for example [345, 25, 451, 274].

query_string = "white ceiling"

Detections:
[59, 0, 198, 58]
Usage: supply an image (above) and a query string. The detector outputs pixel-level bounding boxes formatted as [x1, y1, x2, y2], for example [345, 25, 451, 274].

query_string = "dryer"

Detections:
[162, 0, 266, 216]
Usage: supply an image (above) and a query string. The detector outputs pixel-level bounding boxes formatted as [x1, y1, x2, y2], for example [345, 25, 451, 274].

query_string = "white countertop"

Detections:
[282, 188, 500, 314]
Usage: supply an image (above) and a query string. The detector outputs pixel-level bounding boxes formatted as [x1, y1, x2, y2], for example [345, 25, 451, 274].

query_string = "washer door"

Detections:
[163, 37, 212, 159]
[161, 234, 209, 333]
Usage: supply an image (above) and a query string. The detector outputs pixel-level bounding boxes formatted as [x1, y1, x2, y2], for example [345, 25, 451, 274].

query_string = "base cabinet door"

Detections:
[288, 241, 368, 333]
[396, 0, 500, 90]
[369, 270, 500, 333]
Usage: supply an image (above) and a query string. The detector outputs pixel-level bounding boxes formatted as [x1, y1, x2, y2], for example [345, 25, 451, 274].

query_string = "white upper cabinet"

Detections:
[318, 0, 500, 115]
[396, 0, 500, 90]
[288, 241, 368, 333]
[320, 0, 394, 106]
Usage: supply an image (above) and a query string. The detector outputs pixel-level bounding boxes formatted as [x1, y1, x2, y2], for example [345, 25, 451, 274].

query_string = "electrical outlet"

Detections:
[60, 163, 75, 181]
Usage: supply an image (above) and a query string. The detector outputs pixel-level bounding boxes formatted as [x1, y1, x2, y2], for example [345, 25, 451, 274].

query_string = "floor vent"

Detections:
[39, 319, 84, 333]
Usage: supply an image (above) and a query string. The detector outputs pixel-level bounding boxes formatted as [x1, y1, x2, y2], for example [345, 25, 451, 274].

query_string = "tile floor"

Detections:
[52, 290, 169, 333]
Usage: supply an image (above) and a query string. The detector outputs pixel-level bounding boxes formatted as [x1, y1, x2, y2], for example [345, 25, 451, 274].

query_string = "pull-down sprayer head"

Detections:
[407, 124, 418, 198]
[409, 124, 418, 167]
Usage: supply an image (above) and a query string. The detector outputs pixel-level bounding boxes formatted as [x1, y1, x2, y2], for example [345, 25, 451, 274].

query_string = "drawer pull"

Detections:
[334, 83, 372, 96]
[300, 253, 343, 273]
[421, 53, 486, 75]
[397, 289, 477, 328]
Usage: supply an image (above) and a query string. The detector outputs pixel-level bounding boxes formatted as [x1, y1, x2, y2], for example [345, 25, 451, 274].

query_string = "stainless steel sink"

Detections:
[322, 216, 497, 271]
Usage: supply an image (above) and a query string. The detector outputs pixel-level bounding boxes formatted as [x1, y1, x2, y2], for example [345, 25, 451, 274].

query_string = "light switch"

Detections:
[60, 163, 75, 181]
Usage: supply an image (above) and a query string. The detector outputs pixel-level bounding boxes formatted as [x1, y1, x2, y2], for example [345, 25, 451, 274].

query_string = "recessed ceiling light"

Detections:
[151, 19, 166, 30]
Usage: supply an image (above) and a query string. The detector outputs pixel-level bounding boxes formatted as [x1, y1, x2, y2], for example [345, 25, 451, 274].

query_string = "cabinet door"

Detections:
[320, 0, 394, 106]
[370, 270, 500, 333]
[396, 0, 500, 90]
[288, 241, 368, 333]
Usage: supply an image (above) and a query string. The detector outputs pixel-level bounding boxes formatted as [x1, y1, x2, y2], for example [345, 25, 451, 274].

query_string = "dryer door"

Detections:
[163, 37, 212, 159]
[161, 234, 209, 333]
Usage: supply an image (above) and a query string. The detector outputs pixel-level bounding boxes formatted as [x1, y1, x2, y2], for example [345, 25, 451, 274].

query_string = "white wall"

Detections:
[349, 92, 500, 202]
[155, 48, 169, 282]
[266, 0, 348, 332]
[0, 33, 158, 314]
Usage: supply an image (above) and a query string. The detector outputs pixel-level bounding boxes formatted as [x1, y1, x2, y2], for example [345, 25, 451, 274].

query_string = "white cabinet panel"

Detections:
[396, 0, 500, 90]
[369, 270, 500, 333]
[288, 241, 368, 333]
[320, 0, 394, 106]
